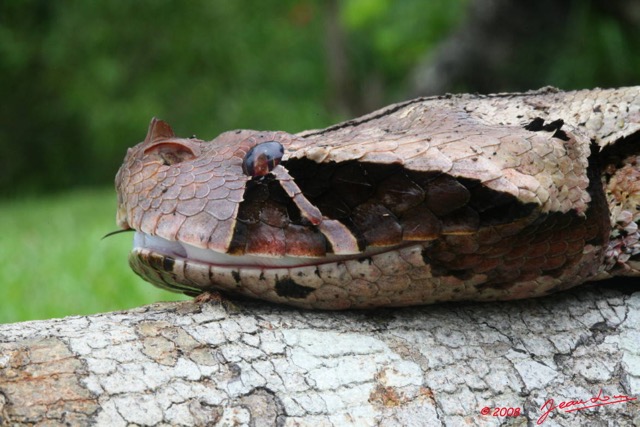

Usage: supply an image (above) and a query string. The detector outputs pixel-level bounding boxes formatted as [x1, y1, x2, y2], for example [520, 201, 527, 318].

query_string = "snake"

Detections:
[115, 86, 640, 309]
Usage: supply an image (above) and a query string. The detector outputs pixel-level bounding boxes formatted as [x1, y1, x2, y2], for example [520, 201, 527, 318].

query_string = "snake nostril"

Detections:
[143, 142, 197, 165]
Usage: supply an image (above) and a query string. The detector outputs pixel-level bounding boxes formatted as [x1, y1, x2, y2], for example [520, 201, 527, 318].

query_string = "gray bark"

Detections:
[1, 282, 639, 426]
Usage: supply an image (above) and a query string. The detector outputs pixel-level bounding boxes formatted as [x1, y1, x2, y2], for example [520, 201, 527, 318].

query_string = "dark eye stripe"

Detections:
[242, 141, 285, 177]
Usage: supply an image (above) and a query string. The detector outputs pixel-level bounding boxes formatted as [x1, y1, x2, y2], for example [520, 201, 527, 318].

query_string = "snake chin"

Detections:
[132, 231, 399, 269]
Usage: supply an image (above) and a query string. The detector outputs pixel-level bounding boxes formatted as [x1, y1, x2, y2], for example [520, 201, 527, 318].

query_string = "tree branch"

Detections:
[1, 282, 638, 425]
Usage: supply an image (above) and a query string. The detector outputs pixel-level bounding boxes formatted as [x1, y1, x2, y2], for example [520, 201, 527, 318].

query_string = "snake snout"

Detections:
[143, 141, 199, 166]
[116, 206, 130, 230]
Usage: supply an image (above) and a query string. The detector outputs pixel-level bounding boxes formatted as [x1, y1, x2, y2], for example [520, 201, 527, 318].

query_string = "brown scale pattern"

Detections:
[222, 158, 540, 259]
[116, 120, 294, 253]
[116, 87, 640, 309]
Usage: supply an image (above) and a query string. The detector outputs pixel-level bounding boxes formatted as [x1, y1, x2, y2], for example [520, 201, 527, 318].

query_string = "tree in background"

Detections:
[409, 0, 640, 96]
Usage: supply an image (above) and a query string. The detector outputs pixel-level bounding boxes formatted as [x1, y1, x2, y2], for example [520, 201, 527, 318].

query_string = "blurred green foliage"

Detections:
[0, 189, 188, 323]
[3, 0, 638, 197]
[0, 0, 467, 197]
[342, 0, 465, 88]
[547, 4, 640, 88]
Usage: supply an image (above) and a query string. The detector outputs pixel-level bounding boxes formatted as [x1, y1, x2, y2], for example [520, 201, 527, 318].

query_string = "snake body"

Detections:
[115, 87, 640, 309]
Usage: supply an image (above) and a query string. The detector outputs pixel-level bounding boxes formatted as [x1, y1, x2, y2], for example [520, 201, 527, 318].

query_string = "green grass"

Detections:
[0, 189, 189, 324]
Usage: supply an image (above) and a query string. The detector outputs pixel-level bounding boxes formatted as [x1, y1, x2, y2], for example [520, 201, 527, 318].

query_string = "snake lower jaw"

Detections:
[129, 232, 438, 309]
[132, 231, 410, 269]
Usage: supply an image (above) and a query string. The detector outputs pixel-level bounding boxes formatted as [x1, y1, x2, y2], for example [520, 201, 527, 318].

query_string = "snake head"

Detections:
[115, 117, 305, 254]
[116, 118, 202, 231]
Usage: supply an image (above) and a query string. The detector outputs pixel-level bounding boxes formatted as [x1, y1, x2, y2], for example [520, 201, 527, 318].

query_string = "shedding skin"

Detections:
[116, 87, 640, 309]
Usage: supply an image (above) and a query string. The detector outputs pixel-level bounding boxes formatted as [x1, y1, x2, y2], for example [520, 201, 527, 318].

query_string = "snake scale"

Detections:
[115, 86, 640, 309]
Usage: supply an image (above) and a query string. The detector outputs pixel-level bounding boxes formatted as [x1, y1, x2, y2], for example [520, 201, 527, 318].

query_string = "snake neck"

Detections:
[603, 153, 640, 276]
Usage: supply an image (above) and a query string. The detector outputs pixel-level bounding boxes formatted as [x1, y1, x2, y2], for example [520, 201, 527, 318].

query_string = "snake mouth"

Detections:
[133, 231, 408, 269]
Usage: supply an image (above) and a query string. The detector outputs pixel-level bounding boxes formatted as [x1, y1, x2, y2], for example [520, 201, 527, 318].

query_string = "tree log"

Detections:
[1, 282, 638, 426]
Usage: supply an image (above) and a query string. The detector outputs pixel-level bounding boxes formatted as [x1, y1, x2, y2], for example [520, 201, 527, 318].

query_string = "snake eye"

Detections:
[242, 141, 284, 177]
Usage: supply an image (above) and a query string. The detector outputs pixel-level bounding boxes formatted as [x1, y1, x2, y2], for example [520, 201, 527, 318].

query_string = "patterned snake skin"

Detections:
[115, 87, 640, 309]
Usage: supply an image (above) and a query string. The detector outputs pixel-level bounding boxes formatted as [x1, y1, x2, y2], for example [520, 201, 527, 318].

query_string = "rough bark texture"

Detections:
[1, 282, 639, 426]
